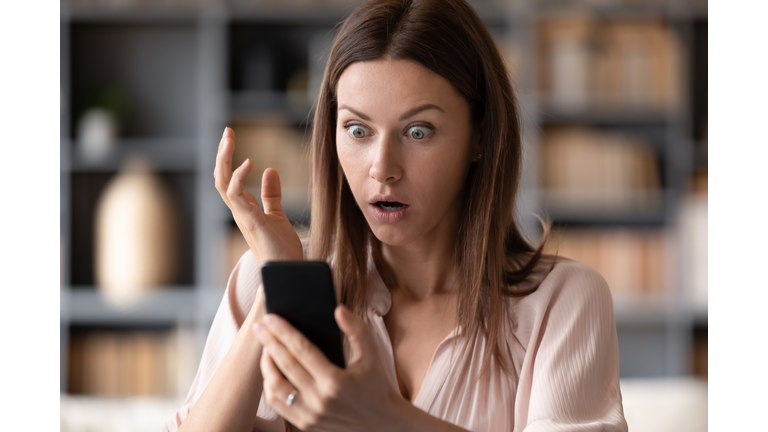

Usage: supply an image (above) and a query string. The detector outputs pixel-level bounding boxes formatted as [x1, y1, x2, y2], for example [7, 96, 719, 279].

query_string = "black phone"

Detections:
[260, 261, 345, 369]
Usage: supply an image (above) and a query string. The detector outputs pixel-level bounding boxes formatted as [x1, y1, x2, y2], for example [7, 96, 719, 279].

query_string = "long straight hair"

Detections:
[309, 0, 551, 375]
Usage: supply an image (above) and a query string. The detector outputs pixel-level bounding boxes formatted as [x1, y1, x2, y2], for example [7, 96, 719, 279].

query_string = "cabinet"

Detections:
[60, 0, 707, 396]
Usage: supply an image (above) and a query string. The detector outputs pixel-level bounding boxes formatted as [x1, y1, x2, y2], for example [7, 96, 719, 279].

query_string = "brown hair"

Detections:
[309, 0, 552, 375]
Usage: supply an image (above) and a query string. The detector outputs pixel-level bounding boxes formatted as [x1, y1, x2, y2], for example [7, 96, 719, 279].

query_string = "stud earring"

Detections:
[476, 153, 482, 160]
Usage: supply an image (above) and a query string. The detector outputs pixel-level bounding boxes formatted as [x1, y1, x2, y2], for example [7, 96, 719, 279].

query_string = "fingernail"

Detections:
[222, 127, 228, 138]
[240, 158, 249, 167]
[253, 323, 263, 335]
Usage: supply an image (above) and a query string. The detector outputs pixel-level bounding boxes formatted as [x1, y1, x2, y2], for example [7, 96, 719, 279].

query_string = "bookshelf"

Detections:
[60, 0, 708, 398]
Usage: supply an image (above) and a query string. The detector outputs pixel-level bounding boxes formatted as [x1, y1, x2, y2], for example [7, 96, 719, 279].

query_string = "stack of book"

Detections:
[537, 17, 681, 112]
[539, 126, 661, 213]
[544, 227, 671, 297]
[67, 327, 196, 397]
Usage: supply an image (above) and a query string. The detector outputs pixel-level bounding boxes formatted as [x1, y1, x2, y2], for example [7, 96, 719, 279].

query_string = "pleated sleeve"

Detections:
[161, 248, 284, 432]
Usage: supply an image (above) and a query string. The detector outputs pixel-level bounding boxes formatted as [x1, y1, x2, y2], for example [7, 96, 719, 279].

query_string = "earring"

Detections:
[476, 153, 482, 160]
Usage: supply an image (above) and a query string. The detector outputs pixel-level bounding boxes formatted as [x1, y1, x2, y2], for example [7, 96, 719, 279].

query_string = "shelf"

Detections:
[59, 0, 707, 387]
[61, 287, 224, 325]
[693, 141, 708, 170]
[65, 6, 202, 24]
[538, 189, 669, 226]
[229, 2, 506, 26]
[65, 2, 512, 26]
[69, 22, 199, 140]
[534, 1, 693, 20]
[537, 104, 678, 126]
[547, 211, 667, 227]
[227, 3, 355, 24]
[66, 138, 198, 172]
[229, 91, 314, 125]
[61, 394, 185, 432]
[693, 309, 708, 328]
[61, 287, 219, 325]
[613, 296, 670, 327]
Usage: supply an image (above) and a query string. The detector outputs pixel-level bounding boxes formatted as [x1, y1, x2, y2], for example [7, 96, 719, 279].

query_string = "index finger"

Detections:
[214, 127, 237, 198]
[261, 314, 340, 379]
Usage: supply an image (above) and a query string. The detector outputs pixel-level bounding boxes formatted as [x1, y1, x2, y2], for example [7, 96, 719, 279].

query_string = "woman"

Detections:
[165, 0, 628, 431]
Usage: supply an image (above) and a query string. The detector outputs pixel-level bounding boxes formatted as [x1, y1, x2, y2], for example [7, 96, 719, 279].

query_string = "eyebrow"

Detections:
[338, 103, 445, 121]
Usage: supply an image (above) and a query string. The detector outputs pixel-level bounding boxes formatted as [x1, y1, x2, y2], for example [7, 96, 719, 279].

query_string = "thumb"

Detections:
[335, 304, 375, 366]
[261, 168, 284, 215]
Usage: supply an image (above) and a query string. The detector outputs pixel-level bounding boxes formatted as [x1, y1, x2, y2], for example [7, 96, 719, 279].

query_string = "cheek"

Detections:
[417, 145, 474, 209]
[424, 159, 468, 201]
[336, 131, 351, 173]
[335, 136, 368, 193]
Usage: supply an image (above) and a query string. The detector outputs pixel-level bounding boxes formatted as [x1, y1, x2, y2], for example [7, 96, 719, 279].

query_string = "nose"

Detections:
[369, 133, 403, 184]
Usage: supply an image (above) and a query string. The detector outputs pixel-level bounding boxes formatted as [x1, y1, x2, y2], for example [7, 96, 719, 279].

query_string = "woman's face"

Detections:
[335, 59, 479, 247]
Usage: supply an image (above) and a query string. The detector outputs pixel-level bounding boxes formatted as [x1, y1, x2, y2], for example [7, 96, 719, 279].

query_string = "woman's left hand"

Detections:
[252, 305, 403, 432]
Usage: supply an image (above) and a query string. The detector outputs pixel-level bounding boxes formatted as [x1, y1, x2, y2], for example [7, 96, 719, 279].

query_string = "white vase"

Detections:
[77, 108, 117, 163]
[94, 156, 178, 308]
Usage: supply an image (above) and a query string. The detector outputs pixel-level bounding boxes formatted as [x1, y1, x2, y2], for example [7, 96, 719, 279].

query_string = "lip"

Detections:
[368, 193, 410, 223]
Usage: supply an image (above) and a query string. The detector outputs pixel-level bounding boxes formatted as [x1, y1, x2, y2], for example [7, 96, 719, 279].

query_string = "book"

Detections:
[545, 227, 670, 297]
[539, 126, 662, 212]
[68, 328, 192, 397]
[538, 17, 681, 111]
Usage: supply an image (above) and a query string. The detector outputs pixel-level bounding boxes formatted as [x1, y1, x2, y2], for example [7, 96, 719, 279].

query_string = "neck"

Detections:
[381, 218, 460, 301]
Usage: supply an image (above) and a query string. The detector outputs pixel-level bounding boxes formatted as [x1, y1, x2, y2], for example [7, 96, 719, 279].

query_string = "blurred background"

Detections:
[59, 0, 707, 430]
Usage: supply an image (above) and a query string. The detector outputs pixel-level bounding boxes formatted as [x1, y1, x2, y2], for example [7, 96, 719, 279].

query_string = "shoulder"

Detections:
[505, 253, 616, 347]
[511, 253, 613, 311]
[547, 255, 613, 307]
[510, 255, 626, 431]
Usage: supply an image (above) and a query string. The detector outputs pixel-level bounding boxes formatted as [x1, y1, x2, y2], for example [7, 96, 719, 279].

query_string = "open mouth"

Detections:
[375, 201, 407, 211]
[370, 199, 409, 223]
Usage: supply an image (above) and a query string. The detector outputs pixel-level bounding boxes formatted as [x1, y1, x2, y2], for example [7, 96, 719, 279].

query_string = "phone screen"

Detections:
[261, 261, 345, 368]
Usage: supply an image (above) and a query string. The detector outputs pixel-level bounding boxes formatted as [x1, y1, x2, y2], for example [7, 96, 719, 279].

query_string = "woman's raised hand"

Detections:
[214, 127, 304, 263]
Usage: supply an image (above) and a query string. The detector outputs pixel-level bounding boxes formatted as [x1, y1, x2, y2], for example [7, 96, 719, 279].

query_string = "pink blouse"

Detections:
[163, 239, 628, 431]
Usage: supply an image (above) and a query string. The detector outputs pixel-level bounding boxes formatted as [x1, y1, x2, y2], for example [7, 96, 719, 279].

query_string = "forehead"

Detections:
[336, 59, 466, 113]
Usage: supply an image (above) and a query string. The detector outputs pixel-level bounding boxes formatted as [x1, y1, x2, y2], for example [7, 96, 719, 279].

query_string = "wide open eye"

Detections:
[407, 126, 432, 140]
[347, 125, 370, 139]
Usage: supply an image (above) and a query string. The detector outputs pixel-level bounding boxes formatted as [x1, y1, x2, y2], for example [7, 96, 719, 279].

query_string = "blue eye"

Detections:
[348, 125, 370, 139]
[408, 126, 431, 140]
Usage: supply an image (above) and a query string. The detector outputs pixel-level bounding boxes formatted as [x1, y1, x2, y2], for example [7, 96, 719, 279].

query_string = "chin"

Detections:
[368, 223, 415, 247]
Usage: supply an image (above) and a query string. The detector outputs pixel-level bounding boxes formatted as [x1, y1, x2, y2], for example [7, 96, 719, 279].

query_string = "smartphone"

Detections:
[260, 261, 345, 369]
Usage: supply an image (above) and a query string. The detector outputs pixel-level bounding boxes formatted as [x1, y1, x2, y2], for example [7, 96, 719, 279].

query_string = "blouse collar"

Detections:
[367, 261, 392, 316]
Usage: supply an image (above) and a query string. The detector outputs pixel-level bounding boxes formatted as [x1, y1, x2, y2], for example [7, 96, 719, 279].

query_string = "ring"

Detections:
[286, 389, 298, 407]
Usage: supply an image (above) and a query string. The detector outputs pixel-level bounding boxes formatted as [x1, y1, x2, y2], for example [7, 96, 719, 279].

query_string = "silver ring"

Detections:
[286, 389, 298, 407]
